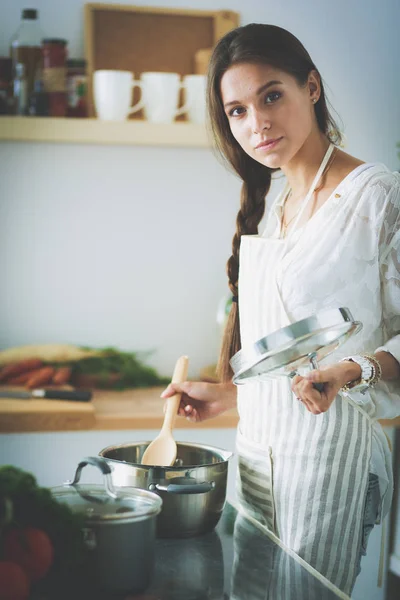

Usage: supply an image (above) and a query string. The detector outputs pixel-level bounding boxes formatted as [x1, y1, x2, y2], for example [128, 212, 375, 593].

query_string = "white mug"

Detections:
[93, 70, 143, 121]
[140, 72, 188, 124]
[182, 74, 206, 124]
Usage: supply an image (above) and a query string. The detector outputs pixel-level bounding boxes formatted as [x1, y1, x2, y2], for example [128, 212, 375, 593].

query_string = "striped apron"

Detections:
[235, 145, 374, 595]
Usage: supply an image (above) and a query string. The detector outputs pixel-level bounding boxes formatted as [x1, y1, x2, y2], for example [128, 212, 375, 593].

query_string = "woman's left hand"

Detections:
[291, 361, 361, 415]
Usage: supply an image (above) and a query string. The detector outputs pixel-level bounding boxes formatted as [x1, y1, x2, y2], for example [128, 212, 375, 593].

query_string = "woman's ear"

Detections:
[308, 70, 321, 101]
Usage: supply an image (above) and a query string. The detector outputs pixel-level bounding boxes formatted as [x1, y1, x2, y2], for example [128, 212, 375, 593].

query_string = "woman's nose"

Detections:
[250, 109, 271, 133]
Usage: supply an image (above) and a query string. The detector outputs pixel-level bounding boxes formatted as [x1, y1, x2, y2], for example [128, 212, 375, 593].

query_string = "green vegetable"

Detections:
[0, 466, 86, 593]
[69, 346, 170, 389]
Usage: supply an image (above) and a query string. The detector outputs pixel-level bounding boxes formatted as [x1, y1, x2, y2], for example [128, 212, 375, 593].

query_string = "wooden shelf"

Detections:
[0, 116, 211, 148]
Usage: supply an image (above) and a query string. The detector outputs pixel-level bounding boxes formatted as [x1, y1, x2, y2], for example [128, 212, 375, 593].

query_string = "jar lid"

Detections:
[66, 59, 86, 69]
[42, 38, 68, 46]
[51, 484, 162, 524]
[22, 9, 38, 20]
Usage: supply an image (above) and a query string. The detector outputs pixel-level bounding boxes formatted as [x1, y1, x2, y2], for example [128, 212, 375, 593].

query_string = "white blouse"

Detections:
[261, 161, 400, 517]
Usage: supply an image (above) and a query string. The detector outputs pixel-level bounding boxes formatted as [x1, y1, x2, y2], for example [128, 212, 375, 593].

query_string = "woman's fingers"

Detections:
[175, 402, 198, 422]
[292, 376, 326, 414]
[160, 382, 187, 398]
[161, 383, 200, 421]
[160, 381, 230, 423]
[184, 405, 199, 422]
[161, 381, 219, 403]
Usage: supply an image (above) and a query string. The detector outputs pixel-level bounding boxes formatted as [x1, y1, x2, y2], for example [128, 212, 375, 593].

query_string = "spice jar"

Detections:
[66, 59, 87, 117]
[42, 38, 67, 117]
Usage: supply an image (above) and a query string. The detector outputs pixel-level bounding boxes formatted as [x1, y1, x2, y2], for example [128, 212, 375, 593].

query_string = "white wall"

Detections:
[0, 0, 399, 377]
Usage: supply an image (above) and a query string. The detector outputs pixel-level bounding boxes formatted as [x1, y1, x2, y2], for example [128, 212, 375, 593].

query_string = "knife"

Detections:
[0, 389, 92, 402]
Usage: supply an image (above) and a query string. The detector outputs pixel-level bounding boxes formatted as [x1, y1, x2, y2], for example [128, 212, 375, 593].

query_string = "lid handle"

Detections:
[64, 456, 117, 501]
[288, 353, 324, 392]
[308, 352, 324, 392]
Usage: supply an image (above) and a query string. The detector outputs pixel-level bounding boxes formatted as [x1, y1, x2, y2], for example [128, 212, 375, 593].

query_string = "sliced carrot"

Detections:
[25, 367, 55, 389]
[5, 369, 44, 385]
[52, 366, 72, 385]
[0, 359, 44, 382]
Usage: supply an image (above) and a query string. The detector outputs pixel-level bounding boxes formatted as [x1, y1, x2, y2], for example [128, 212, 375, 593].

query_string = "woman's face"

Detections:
[220, 62, 319, 169]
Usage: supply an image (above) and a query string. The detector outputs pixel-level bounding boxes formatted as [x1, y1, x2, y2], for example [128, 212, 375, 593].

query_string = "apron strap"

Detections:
[274, 143, 336, 320]
[286, 143, 335, 238]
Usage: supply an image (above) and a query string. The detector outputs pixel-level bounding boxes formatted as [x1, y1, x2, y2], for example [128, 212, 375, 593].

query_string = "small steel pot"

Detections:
[51, 456, 162, 594]
[99, 441, 232, 538]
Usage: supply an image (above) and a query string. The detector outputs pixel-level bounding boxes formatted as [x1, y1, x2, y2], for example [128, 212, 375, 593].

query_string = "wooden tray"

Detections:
[84, 3, 240, 117]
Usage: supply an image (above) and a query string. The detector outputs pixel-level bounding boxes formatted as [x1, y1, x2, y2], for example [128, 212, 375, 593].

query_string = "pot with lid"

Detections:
[51, 456, 162, 594]
[99, 441, 232, 538]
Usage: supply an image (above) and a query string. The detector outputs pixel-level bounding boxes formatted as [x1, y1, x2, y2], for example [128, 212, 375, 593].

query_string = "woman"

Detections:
[161, 24, 400, 593]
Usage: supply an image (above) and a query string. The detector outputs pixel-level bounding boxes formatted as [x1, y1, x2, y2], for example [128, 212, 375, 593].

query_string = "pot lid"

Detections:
[52, 456, 162, 523]
[52, 484, 162, 523]
[230, 307, 362, 384]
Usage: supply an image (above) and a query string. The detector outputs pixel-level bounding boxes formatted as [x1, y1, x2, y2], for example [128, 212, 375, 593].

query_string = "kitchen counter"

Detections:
[37, 501, 356, 600]
[0, 386, 239, 433]
[143, 502, 355, 600]
[1, 385, 399, 433]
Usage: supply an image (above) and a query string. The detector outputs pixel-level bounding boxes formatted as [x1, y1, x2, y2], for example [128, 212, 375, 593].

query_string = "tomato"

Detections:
[0, 561, 30, 600]
[3, 527, 54, 582]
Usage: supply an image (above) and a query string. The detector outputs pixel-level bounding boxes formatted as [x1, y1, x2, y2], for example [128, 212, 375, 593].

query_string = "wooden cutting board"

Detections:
[0, 394, 95, 433]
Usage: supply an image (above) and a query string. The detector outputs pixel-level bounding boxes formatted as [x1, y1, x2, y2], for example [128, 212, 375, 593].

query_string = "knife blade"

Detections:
[0, 389, 92, 402]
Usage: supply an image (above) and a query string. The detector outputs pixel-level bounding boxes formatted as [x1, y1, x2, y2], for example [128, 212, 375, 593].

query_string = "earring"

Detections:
[312, 98, 317, 104]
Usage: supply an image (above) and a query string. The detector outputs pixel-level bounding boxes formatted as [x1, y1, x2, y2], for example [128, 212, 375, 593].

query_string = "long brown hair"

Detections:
[208, 23, 342, 382]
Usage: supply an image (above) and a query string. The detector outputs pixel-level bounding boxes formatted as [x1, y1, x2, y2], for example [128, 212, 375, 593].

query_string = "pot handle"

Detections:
[149, 481, 215, 495]
[64, 456, 118, 500]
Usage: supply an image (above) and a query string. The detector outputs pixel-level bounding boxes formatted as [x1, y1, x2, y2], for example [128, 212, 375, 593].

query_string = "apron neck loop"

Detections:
[285, 142, 335, 238]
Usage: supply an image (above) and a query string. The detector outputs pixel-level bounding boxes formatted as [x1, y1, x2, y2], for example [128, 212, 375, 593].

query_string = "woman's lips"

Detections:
[255, 137, 283, 151]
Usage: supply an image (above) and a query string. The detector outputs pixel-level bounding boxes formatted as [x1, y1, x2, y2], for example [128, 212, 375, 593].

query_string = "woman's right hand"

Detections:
[160, 381, 237, 423]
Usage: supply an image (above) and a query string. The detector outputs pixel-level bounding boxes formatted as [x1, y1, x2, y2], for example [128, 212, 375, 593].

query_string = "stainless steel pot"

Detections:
[99, 441, 232, 538]
[51, 456, 162, 594]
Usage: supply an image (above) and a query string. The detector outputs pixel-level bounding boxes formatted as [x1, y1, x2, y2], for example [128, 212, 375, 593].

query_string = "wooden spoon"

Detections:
[141, 355, 189, 466]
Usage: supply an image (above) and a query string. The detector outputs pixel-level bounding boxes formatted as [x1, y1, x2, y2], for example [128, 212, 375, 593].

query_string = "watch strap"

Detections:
[340, 355, 375, 394]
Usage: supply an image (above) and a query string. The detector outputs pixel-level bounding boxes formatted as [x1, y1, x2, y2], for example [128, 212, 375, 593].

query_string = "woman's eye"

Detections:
[227, 92, 282, 117]
[228, 106, 246, 117]
[265, 91, 282, 104]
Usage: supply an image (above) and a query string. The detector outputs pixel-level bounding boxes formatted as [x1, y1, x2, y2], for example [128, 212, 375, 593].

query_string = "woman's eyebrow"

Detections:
[223, 80, 283, 109]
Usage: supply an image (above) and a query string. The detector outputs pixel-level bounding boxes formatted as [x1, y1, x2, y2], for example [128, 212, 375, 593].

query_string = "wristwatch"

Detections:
[340, 355, 375, 396]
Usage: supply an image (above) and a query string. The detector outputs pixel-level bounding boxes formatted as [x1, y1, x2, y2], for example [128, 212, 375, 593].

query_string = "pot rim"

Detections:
[99, 440, 233, 469]
[51, 483, 163, 523]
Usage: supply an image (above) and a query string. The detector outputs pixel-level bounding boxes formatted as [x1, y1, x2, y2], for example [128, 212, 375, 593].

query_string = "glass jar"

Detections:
[42, 38, 67, 117]
[10, 9, 44, 105]
[66, 59, 87, 118]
